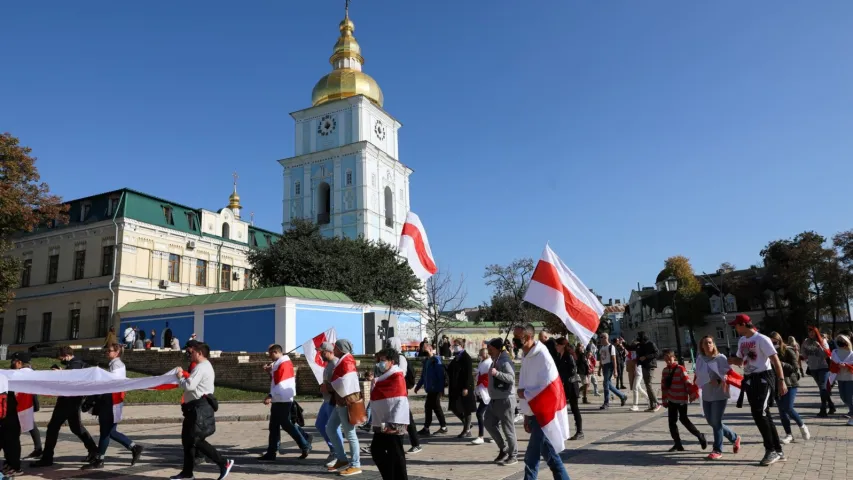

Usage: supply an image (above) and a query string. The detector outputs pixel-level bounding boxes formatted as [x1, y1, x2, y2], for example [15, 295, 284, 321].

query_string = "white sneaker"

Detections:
[780, 434, 793, 445]
[629, 406, 640, 412]
[800, 425, 810, 440]
[470, 437, 484, 445]
[847, 418, 853, 427]
[513, 414, 524, 423]
[325, 455, 338, 468]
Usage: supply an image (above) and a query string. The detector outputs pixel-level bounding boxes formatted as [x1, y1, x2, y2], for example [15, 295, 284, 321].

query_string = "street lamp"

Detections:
[664, 276, 685, 365]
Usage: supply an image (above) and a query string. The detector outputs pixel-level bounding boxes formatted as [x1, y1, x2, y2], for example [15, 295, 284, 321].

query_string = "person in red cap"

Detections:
[727, 314, 787, 467]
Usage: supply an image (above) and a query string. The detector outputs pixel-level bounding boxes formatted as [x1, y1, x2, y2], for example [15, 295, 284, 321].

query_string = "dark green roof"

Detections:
[16, 187, 281, 248]
[119, 285, 353, 314]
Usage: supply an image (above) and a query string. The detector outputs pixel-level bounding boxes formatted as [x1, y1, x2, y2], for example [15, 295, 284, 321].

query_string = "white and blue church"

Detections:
[118, 8, 422, 354]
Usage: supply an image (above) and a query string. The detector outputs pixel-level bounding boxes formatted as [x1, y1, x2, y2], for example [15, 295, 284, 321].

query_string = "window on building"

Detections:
[81, 203, 91, 222]
[108, 197, 120, 216]
[346, 170, 353, 186]
[221, 264, 232, 291]
[294, 181, 301, 196]
[725, 294, 737, 313]
[196, 260, 207, 287]
[47, 254, 59, 284]
[317, 182, 331, 224]
[709, 295, 722, 314]
[384, 186, 393, 227]
[168, 254, 180, 282]
[163, 206, 174, 225]
[68, 309, 80, 340]
[15, 314, 26, 344]
[264, 234, 272, 246]
[222, 223, 230, 239]
[96, 306, 109, 338]
[186, 212, 197, 230]
[41, 312, 52, 342]
[73, 250, 86, 280]
[251, 233, 258, 247]
[20, 259, 32, 287]
[101, 246, 114, 276]
[716, 328, 724, 340]
[245, 269, 253, 289]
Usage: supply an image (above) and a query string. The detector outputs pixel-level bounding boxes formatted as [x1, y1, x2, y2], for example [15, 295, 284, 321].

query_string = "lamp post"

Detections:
[702, 270, 732, 355]
[664, 276, 685, 365]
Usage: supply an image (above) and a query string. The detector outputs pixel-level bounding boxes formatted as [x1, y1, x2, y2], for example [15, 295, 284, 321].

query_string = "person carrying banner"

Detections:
[728, 314, 787, 467]
[1, 352, 28, 476]
[30, 346, 98, 469]
[259, 344, 312, 461]
[82, 344, 144, 470]
[369, 348, 410, 480]
[15, 355, 42, 461]
[325, 339, 363, 476]
[169, 343, 234, 480]
[516, 324, 570, 480]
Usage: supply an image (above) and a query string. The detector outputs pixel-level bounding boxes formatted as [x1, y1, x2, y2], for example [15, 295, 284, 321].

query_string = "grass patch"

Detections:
[2, 358, 268, 406]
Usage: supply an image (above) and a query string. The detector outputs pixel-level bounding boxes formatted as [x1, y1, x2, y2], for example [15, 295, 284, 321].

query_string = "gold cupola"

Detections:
[311, 8, 384, 108]
[228, 172, 242, 219]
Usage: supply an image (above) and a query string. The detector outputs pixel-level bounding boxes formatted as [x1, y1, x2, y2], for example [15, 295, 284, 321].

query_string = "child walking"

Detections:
[661, 349, 707, 452]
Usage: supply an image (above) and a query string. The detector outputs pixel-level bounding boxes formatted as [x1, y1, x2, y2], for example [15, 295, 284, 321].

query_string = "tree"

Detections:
[658, 255, 707, 361]
[482, 258, 551, 338]
[831, 230, 853, 332]
[248, 219, 420, 307]
[0, 133, 68, 311]
[421, 270, 467, 345]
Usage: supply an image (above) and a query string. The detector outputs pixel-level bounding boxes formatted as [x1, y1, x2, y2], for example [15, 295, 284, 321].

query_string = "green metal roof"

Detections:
[119, 285, 353, 314]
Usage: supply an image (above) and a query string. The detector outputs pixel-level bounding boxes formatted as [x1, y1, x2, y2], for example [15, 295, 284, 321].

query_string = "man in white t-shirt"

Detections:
[597, 333, 627, 409]
[727, 314, 787, 467]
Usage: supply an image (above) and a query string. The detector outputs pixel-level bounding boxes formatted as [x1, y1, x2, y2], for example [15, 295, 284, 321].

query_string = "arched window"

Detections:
[317, 182, 331, 224]
[384, 186, 393, 227]
[222, 222, 230, 239]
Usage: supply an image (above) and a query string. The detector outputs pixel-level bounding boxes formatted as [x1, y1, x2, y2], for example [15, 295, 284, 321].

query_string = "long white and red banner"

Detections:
[476, 358, 492, 405]
[370, 365, 409, 428]
[524, 244, 603, 347]
[303, 328, 337, 385]
[398, 211, 437, 283]
[0, 367, 179, 397]
[330, 353, 361, 398]
[519, 341, 569, 451]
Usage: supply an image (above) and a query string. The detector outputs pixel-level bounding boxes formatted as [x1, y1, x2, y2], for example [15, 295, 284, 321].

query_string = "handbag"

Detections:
[345, 393, 367, 426]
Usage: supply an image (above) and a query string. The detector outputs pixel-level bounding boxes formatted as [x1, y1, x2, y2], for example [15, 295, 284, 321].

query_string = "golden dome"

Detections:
[228, 172, 242, 213]
[311, 13, 384, 108]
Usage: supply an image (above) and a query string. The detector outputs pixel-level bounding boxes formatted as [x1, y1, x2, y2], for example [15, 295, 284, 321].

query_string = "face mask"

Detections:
[453, 345, 463, 354]
[377, 361, 389, 373]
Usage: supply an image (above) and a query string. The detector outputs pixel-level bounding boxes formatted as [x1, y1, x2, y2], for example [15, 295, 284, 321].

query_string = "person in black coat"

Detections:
[555, 338, 584, 440]
[447, 338, 476, 437]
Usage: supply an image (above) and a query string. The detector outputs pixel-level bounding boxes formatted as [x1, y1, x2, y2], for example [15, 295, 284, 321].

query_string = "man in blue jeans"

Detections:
[316, 342, 345, 468]
[597, 333, 626, 409]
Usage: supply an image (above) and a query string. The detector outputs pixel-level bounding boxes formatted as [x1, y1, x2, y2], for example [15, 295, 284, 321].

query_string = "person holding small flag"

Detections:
[259, 344, 313, 461]
[369, 348, 410, 480]
[696, 336, 740, 460]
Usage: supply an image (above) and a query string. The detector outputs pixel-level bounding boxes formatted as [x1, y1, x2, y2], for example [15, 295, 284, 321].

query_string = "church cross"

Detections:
[232, 171, 239, 186]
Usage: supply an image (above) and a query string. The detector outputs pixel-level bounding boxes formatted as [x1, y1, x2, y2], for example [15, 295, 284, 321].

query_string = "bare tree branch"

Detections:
[419, 269, 467, 344]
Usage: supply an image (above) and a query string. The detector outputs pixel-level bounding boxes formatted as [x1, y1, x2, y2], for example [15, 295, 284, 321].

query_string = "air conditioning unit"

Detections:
[186, 240, 196, 249]
[232, 272, 241, 280]
[159, 279, 170, 288]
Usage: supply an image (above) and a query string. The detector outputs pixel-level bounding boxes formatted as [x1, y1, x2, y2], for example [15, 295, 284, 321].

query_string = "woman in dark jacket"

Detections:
[447, 339, 476, 437]
[770, 332, 810, 444]
[556, 338, 583, 440]
[439, 336, 452, 358]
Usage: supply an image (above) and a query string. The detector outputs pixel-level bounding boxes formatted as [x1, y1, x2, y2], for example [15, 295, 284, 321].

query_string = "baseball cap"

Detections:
[319, 342, 335, 353]
[728, 314, 751, 327]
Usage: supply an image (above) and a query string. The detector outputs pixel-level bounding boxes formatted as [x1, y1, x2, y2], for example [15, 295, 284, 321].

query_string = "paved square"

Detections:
[21, 381, 851, 480]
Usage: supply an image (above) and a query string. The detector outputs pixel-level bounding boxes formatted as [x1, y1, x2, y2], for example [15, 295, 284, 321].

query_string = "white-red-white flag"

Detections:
[398, 212, 437, 282]
[303, 328, 337, 385]
[523, 244, 603, 347]
[270, 355, 297, 402]
[330, 353, 361, 398]
[370, 365, 410, 428]
[519, 341, 570, 450]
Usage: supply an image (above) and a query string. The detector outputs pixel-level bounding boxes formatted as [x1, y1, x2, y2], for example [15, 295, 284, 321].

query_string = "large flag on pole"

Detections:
[524, 244, 603, 347]
[398, 212, 437, 282]
[303, 328, 337, 384]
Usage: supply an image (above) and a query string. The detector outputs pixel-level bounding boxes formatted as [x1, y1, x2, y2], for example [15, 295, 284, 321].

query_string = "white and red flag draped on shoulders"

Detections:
[330, 353, 360, 398]
[809, 326, 853, 387]
[519, 341, 570, 450]
[398, 212, 437, 283]
[693, 358, 742, 405]
[476, 358, 492, 405]
[370, 365, 410, 428]
[523, 244, 603, 347]
[16, 392, 34, 433]
[270, 355, 297, 402]
[303, 328, 337, 385]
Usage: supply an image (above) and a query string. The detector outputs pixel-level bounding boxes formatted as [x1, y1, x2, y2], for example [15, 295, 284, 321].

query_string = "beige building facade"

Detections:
[5, 186, 279, 347]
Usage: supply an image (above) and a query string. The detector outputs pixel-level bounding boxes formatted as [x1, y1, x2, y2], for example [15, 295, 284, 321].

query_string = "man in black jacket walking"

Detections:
[447, 339, 476, 437]
[628, 332, 661, 412]
[31, 346, 98, 468]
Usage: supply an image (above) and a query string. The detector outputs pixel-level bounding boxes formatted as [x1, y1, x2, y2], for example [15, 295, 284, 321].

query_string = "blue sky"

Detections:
[3, 1, 853, 307]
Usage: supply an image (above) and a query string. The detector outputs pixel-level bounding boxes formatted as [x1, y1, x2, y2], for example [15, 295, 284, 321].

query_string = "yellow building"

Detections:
[5, 185, 279, 347]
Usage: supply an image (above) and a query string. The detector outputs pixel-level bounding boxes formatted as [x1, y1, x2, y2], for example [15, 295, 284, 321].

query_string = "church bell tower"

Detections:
[279, 5, 412, 245]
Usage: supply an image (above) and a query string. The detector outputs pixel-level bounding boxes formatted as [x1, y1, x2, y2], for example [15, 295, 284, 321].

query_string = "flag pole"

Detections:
[284, 327, 335, 356]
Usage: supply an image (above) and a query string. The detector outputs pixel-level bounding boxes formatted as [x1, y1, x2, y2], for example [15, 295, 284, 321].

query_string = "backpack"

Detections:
[405, 361, 416, 390]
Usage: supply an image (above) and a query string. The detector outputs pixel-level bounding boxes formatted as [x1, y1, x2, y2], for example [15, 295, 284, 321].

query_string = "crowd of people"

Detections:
[2, 313, 853, 479]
